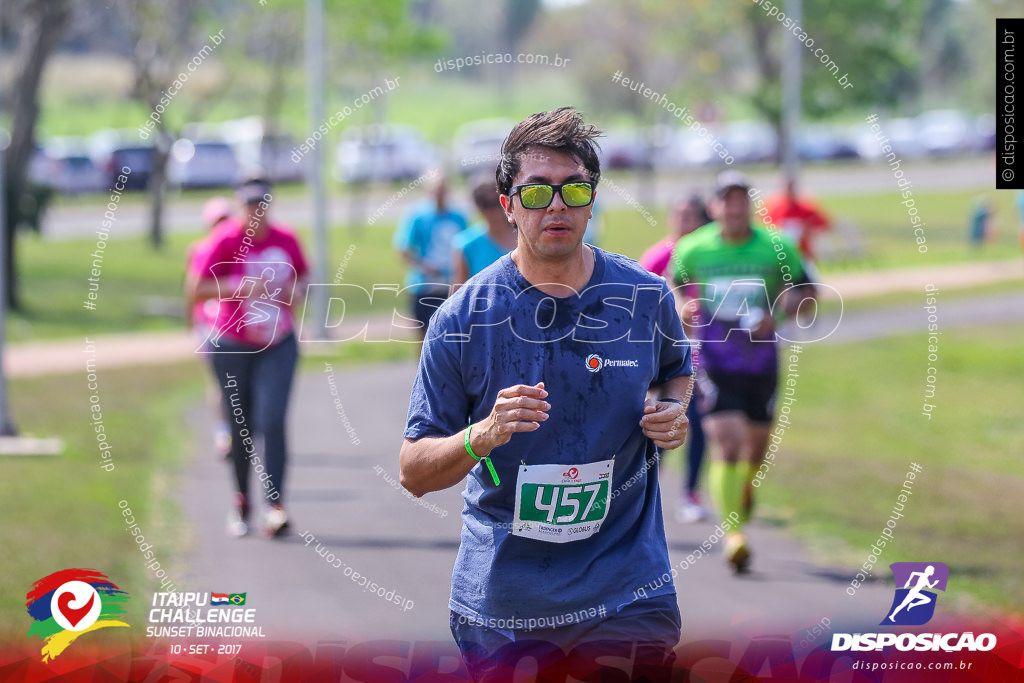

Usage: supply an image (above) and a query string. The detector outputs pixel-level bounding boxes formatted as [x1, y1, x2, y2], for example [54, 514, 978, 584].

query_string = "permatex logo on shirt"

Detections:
[585, 354, 638, 372]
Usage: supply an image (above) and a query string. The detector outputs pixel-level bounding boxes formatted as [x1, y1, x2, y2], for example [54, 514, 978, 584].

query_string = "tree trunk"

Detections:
[148, 141, 171, 250]
[3, 0, 71, 310]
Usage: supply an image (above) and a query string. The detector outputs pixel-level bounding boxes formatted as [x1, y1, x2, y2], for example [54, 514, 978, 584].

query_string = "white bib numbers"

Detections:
[512, 459, 614, 543]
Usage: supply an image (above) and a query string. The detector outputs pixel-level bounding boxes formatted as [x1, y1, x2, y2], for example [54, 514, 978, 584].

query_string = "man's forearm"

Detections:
[400, 427, 493, 497]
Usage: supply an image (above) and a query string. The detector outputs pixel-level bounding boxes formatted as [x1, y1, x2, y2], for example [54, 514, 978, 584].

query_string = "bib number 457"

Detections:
[522, 483, 607, 524]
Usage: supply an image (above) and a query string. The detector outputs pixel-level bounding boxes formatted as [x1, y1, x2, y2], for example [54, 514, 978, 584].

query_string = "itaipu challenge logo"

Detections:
[25, 569, 130, 662]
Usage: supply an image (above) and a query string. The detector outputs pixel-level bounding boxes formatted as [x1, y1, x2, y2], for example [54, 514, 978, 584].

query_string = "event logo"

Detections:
[26, 569, 130, 662]
[882, 562, 948, 626]
[562, 467, 580, 480]
[831, 561, 994, 653]
[585, 354, 602, 372]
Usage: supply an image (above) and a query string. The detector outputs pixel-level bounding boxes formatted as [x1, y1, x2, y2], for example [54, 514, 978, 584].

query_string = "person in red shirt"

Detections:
[761, 176, 830, 260]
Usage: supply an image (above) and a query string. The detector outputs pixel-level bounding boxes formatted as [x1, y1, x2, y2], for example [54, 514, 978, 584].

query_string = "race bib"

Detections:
[708, 277, 767, 322]
[512, 459, 614, 543]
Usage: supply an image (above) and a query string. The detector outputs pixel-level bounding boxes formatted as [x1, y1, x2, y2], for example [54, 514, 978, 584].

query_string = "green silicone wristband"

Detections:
[465, 424, 500, 486]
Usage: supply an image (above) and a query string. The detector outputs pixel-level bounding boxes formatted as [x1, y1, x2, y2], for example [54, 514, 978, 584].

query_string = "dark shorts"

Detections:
[410, 284, 451, 332]
[450, 593, 680, 681]
[699, 368, 778, 424]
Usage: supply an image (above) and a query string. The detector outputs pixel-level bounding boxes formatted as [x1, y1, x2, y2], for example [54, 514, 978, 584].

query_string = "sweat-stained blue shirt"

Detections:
[403, 246, 692, 628]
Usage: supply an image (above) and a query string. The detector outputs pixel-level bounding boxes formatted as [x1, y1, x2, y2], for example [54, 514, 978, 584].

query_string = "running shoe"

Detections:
[676, 492, 708, 524]
[226, 493, 250, 538]
[724, 531, 751, 574]
[264, 505, 290, 538]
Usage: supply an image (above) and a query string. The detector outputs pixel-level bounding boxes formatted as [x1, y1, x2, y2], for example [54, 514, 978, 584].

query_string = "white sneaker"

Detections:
[264, 506, 290, 538]
[676, 493, 708, 524]
[226, 510, 249, 537]
[226, 493, 249, 537]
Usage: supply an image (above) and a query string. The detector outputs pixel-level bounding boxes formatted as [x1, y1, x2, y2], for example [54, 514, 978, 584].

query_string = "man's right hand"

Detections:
[469, 382, 550, 458]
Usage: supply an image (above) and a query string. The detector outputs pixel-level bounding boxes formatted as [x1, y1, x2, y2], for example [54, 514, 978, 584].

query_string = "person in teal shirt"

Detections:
[451, 171, 518, 286]
[393, 173, 469, 339]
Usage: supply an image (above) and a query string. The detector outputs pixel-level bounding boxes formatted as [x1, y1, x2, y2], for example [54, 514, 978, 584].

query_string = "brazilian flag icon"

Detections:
[228, 593, 246, 606]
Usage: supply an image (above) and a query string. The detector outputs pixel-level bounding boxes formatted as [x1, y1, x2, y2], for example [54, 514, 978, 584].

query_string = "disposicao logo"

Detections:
[831, 562, 996, 653]
[883, 562, 947, 626]
[26, 569, 130, 662]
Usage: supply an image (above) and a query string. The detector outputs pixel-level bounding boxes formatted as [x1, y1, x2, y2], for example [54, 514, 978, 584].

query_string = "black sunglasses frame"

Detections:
[508, 181, 596, 210]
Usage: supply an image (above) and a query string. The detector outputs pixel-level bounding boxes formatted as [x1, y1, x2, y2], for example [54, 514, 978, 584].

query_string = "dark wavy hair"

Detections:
[495, 106, 603, 196]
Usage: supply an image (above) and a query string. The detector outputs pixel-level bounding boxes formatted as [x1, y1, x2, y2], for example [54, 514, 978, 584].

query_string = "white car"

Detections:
[450, 118, 516, 175]
[719, 120, 778, 163]
[335, 124, 438, 183]
[167, 139, 240, 189]
[917, 109, 977, 156]
[853, 118, 926, 161]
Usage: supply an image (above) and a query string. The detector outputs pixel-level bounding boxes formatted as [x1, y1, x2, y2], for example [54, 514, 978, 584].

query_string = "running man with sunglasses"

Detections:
[400, 107, 693, 680]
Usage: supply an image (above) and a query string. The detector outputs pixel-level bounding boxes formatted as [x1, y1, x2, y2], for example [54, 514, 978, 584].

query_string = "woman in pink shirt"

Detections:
[639, 193, 710, 278]
[193, 175, 310, 539]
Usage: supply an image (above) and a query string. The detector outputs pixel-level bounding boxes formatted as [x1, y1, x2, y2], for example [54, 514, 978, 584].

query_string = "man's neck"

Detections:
[511, 244, 594, 297]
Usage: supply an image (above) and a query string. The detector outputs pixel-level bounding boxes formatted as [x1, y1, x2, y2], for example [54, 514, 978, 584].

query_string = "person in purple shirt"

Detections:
[670, 171, 815, 573]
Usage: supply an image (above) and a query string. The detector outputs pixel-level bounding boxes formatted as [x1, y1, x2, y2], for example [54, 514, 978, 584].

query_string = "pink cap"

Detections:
[202, 197, 233, 228]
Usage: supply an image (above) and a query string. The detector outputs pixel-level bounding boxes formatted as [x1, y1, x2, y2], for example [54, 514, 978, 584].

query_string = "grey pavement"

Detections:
[787, 291, 1024, 345]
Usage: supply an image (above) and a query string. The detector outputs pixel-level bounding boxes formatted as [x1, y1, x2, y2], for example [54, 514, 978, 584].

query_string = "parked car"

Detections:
[797, 125, 859, 162]
[450, 118, 516, 175]
[853, 117, 926, 161]
[90, 131, 156, 191]
[917, 109, 977, 156]
[335, 124, 438, 183]
[167, 138, 240, 189]
[37, 137, 108, 195]
[220, 117, 307, 183]
[975, 113, 995, 152]
[718, 120, 778, 163]
[598, 128, 653, 170]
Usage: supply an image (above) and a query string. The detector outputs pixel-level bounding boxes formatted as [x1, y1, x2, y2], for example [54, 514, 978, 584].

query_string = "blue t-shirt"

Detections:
[393, 200, 469, 289]
[452, 223, 512, 279]
[404, 247, 692, 626]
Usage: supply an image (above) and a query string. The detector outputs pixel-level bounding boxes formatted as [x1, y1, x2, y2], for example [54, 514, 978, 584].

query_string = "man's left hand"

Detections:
[639, 398, 689, 449]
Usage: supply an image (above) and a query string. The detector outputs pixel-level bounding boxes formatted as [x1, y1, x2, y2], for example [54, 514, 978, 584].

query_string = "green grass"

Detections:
[0, 339, 415, 641]
[0, 361, 206, 640]
[760, 323, 1024, 616]
[817, 186, 1021, 270]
